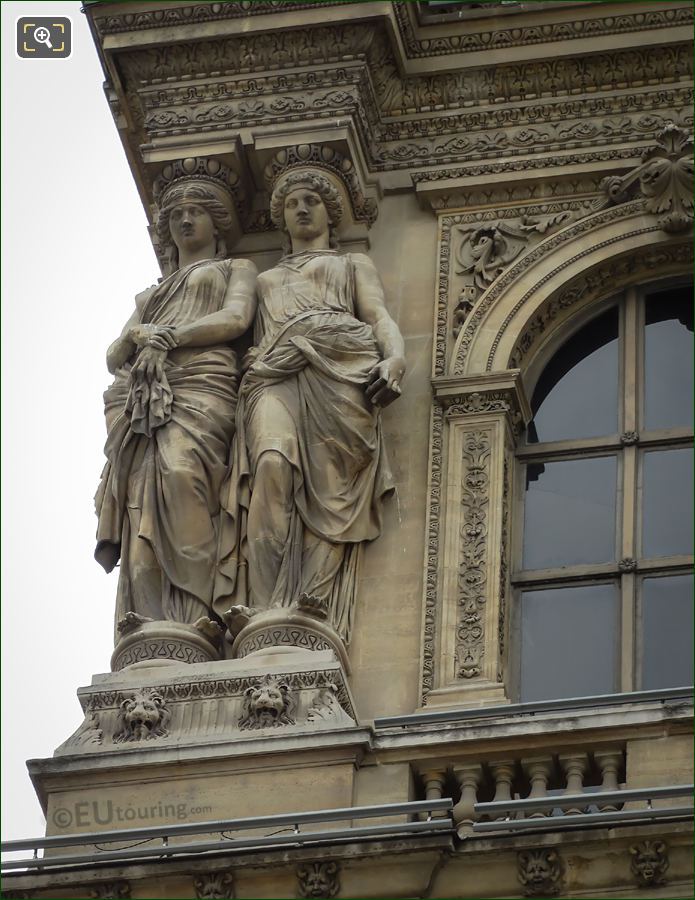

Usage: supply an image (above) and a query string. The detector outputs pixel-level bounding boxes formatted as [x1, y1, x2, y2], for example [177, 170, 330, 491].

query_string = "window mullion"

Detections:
[620, 288, 640, 691]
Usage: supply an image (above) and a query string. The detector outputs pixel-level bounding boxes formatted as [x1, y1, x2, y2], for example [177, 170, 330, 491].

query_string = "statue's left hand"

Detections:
[366, 356, 405, 408]
[130, 346, 167, 384]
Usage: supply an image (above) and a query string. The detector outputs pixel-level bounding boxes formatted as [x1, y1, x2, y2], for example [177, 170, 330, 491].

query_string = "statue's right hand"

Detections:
[128, 324, 177, 349]
[130, 346, 167, 384]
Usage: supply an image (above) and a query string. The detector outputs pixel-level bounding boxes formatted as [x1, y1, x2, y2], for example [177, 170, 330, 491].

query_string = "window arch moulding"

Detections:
[451, 124, 694, 378]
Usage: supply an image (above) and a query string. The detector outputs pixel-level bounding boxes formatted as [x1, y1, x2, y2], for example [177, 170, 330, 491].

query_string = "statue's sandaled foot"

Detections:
[117, 612, 154, 636]
[222, 605, 257, 638]
[296, 593, 329, 620]
[193, 616, 225, 643]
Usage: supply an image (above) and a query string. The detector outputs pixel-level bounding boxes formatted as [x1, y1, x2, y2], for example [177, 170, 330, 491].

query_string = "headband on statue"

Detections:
[269, 169, 345, 230]
[153, 157, 244, 233]
[263, 145, 378, 231]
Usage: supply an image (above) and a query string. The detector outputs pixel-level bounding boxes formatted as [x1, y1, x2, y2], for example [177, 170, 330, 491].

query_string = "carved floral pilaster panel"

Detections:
[422, 380, 523, 705]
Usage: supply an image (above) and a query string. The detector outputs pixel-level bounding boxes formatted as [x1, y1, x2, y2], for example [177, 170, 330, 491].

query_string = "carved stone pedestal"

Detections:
[32, 653, 363, 841]
[110, 620, 222, 671]
[231, 608, 351, 675]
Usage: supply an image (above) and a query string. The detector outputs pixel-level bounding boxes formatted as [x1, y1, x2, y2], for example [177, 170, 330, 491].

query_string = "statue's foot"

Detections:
[222, 605, 256, 638]
[117, 612, 154, 635]
[296, 593, 329, 620]
[193, 616, 225, 643]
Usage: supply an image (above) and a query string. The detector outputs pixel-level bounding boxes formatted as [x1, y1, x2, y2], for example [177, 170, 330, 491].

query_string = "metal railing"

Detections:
[472, 784, 693, 834]
[1, 799, 454, 873]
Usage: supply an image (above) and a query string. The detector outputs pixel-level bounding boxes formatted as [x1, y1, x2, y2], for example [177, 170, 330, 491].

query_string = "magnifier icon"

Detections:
[33, 26, 53, 49]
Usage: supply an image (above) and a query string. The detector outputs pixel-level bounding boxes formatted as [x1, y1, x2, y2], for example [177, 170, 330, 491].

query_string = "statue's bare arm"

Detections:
[147, 260, 258, 351]
[352, 253, 406, 407]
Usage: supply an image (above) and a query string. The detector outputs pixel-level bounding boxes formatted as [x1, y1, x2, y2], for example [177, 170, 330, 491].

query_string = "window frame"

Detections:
[510, 278, 693, 701]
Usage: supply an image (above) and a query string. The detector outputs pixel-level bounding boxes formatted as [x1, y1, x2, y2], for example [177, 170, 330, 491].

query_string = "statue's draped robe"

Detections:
[95, 259, 241, 629]
[214, 250, 394, 643]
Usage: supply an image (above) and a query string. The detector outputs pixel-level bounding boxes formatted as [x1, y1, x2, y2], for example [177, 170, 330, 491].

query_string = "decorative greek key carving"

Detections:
[297, 861, 340, 899]
[194, 872, 235, 899]
[629, 840, 669, 887]
[517, 848, 563, 897]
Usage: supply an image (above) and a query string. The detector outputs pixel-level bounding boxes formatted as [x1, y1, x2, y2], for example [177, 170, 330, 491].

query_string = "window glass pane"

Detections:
[641, 574, 694, 689]
[642, 448, 693, 558]
[523, 456, 617, 569]
[644, 286, 694, 430]
[520, 584, 618, 702]
[528, 306, 619, 444]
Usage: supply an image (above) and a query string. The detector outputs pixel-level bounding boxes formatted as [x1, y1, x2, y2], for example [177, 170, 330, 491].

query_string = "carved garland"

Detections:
[455, 429, 491, 680]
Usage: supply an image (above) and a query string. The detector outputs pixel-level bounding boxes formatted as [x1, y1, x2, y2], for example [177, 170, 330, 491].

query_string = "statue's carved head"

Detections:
[517, 848, 562, 896]
[114, 688, 170, 742]
[297, 861, 340, 899]
[630, 840, 669, 885]
[153, 158, 242, 273]
[270, 168, 344, 253]
[239, 676, 295, 730]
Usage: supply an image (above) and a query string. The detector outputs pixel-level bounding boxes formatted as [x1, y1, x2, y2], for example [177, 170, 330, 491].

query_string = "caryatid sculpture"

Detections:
[214, 160, 405, 659]
[94, 158, 257, 668]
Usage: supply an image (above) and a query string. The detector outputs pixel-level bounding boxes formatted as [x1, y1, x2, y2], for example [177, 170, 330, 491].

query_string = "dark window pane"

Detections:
[642, 448, 693, 558]
[644, 287, 694, 430]
[520, 584, 618, 702]
[641, 574, 694, 689]
[528, 306, 619, 443]
[523, 456, 617, 569]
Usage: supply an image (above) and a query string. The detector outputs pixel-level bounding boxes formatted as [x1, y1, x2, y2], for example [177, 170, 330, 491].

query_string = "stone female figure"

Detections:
[95, 176, 257, 638]
[215, 169, 405, 645]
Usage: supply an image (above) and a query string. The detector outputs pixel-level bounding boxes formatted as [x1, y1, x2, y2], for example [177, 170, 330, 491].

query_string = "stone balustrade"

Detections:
[414, 744, 626, 834]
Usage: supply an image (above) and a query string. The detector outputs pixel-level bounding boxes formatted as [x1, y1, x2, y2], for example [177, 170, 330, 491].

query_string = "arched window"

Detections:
[512, 281, 693, 702]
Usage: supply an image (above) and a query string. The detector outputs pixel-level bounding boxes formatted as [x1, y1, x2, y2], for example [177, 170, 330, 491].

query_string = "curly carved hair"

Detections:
[270, 170, 344, 253]
[156, 182, 234, 272]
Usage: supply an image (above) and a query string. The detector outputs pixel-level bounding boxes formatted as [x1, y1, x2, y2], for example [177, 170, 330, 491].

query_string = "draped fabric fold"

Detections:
[213, 251, 394, 644]
[95, 259, 240, 632]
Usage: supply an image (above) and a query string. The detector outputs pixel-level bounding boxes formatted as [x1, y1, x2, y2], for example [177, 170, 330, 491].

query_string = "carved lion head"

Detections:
[114, 689, 170, 742]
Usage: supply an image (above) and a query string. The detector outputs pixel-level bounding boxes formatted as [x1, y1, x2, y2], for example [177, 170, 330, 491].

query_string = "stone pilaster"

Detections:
[421, 371, 530, 708]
